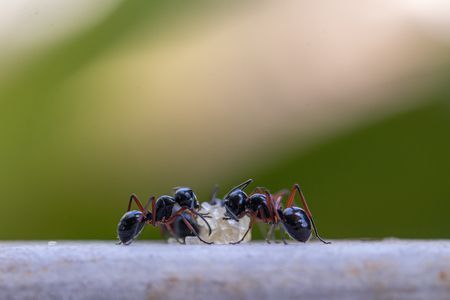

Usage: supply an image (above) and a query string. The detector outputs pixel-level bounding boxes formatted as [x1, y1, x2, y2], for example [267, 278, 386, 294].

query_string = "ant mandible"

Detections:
[117, 187, 213, 245]
[223, 179, 330, 244]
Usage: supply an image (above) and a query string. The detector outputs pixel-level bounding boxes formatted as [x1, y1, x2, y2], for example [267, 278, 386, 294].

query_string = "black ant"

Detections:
[117, 187, 213, 245]
[223, 179, 330, 244]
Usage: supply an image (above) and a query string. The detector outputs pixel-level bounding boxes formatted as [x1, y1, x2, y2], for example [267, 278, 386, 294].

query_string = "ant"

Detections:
[117, 187, 213, 245]
[223, 179, 330, 245]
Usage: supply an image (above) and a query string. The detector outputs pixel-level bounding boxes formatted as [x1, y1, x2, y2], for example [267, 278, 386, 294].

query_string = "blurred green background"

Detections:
[0, 0, 449, 240]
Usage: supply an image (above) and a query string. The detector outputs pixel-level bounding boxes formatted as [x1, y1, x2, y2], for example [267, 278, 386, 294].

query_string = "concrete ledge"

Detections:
[0, 240, 450, 299]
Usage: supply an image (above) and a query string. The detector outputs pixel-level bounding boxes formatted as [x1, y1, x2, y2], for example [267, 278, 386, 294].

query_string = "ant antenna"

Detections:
[209, 184, 219, 202]
[224, 179, 253, 198]
[287, 184, 330, 244]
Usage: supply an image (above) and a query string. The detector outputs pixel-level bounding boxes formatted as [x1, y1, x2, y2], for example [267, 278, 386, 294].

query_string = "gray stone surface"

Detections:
[0, 240, 450, 300]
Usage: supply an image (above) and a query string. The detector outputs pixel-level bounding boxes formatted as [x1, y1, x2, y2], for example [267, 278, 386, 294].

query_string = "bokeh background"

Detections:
[1, 0, 449, 240]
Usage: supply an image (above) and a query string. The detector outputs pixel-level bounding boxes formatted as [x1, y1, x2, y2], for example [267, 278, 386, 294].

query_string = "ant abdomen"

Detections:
[280, 207, 312, 242]
[117, 210, 147, 245]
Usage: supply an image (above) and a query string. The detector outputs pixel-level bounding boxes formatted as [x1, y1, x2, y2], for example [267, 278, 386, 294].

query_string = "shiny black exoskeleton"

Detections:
[173, 187, 199, 209]
[117, 210, 150, 245]
[278, 207, 312, 242]
[246, 193, 272, 220]
[154, 195, 176, 222]
[223, 180, 329, 245]
[117, 187, 212, 245]
[222, 179, 253, 220]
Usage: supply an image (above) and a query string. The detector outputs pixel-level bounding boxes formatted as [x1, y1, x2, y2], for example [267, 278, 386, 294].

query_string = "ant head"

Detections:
[117, 210, 151, 245]
[174, 187, 199, 209]
[223, 189, 248, 218]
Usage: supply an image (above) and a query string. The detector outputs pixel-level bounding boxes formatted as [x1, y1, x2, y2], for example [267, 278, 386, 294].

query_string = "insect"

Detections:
[117, 187, 213, 245]
[223, 179, 330, 244]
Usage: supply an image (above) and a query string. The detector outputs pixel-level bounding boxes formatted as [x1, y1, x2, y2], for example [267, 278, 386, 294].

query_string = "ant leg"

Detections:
[291, 184, 331, 244]
[274, 189, 288, 210]
[285, 185, 298, 208]
[151, 196, 157, 225]
[279, 224, 288, 245]
[143, 196, 153, 212]
[264, 191, 277, 224]
[224, 179, 253, 198]
[164, 224, 185, 244]
[197, 213, 212, 218]
[249, 187, 266, 195]
[265, 224, 274, 244]
[271, 224, 277, 243]
[180, 214, 213, 245]
[230, 214, 254, 245]
[159, 224, 170, 240]
[164, 207, 188, 225]
[274, 189, 289, 199]
[189, 209, 212, 236]
[230, 212, 256, 245]
[138, 196, 154, 223]
[127, 194, 145, 212]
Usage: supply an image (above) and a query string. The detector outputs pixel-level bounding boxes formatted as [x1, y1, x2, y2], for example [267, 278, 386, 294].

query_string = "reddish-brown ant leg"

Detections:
[139, 196, 154, 223]
[164, 223, 176, 237]
[264, 191, 278, 224]
[274, 189, 288, 207]
[151, 196, 157, 225]
[143, 196, 153, 213]
[128, 194, 145, 212]
[249, 187, 265, 195]
[262, 192, 278, 243]
[296, 185, 313, 217]
[286, 185, 298, 208]
[186, 209, 212, 236]
[294, 184, 331, 244]
[164, 207, 189, 225]
[179, 215, 213, 244]
[230, 212, 255, 245]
